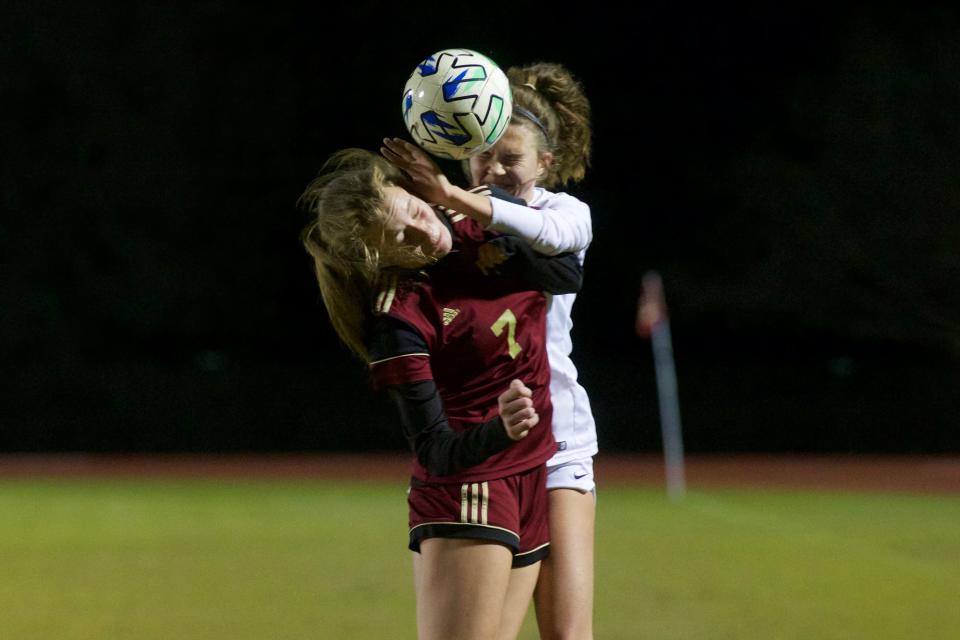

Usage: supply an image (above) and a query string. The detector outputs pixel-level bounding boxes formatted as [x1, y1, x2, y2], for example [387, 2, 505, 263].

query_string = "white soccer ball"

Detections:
[401, 49, 513, 160]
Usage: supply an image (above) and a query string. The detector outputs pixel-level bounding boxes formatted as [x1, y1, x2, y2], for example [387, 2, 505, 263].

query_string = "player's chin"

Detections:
[432, 229, 453, 258]
[492, 182, 521, 196]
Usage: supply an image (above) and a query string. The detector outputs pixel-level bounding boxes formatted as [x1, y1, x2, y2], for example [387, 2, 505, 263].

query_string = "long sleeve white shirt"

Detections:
[489, 187, 598, 465]
[489, 189, 592, 256]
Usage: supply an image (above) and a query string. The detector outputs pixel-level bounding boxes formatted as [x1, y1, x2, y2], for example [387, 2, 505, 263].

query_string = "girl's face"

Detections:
[468, 123, 552, 202]
[376, 186, 453, 268]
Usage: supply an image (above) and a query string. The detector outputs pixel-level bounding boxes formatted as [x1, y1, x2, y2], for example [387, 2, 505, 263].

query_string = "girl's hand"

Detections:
[498, 379, 539, 440]
[380, 137, 453, 204]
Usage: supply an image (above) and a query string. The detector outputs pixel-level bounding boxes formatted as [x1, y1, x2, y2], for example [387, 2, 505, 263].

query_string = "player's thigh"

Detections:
[416, 537, 513, 640]
[542, 459, 596, 599]
[534, 487, 596, 638]
[497, 561, 541, 640]
[549, 486, 595, 563]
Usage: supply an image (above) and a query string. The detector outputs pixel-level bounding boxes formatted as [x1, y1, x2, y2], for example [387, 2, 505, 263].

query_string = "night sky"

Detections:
[4, 2, 960, 453]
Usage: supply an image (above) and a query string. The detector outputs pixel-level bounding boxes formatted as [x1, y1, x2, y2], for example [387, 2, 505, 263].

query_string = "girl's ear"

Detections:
[537, 151, 554, 179]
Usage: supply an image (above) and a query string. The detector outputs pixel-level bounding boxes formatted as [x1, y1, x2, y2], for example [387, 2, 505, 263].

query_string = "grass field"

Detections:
[1, 478, 959, 639]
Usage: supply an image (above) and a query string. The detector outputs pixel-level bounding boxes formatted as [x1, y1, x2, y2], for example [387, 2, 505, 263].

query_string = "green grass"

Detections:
[0, 479, 958, 639]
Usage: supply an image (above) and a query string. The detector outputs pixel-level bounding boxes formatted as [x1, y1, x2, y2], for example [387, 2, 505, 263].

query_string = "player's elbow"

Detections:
[536, 215, 592, 255]
[421, 457, 456, 477]
[543, 257, 584, 295]
[571, 204, 593, 248]
[415, 446, 456, 477]
[562, 265, 584, 294]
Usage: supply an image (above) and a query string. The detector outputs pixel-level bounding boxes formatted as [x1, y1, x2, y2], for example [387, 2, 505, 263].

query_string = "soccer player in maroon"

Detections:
[384, 61, 598, 639]
[299, 148, 582, 640]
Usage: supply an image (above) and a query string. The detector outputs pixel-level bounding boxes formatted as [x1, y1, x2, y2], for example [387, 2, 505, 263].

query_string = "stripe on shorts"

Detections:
[481, 481, 488, 524]
[460, 481, 490, 525]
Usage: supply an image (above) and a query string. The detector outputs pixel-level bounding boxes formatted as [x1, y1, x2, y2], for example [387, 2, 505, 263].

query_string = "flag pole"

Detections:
[637, 271, 686, 500]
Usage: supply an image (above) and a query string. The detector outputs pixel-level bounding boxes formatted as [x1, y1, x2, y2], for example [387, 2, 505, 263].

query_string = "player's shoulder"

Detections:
[372, 272, 429, 318]
[434, 203, 470, 226]
[369, 274, 435, 359]
[533, 188, 590, 214]
[367, 312, 429, 365]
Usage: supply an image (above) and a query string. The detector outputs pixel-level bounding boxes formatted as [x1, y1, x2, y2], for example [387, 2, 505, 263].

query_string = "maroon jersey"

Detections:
[368, 213, 556, 484]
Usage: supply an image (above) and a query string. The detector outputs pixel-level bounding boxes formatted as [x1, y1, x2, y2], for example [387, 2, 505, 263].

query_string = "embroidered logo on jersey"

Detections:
[442, 307, 460, 326]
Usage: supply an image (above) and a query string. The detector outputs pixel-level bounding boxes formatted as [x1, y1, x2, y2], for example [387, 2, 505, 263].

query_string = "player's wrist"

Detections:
[436, 178, 461, 205]
[455, 189, 493, 226]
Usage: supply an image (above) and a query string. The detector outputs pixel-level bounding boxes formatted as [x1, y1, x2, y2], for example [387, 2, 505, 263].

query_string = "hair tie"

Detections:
[512, 105, 550, 141]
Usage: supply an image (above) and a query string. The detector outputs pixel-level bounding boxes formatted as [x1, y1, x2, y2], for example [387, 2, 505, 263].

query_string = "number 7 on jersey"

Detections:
[490, 309, 522, 359]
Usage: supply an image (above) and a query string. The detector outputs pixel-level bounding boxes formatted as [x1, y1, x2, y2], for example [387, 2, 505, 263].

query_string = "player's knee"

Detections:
[541, 630, 592, 640]
[538, 616, 593, 640]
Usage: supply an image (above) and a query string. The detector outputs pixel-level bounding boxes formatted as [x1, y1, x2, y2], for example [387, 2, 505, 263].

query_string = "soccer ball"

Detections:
[401, 49, 512, 160]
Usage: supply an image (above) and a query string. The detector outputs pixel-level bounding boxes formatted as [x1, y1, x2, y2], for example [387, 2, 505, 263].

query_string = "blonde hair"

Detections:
[298, 149, 406, 359]
[507, 62, 592, 188]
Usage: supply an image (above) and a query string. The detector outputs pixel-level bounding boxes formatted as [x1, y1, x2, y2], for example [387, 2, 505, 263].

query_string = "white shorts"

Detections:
[546, 457, 595, 493]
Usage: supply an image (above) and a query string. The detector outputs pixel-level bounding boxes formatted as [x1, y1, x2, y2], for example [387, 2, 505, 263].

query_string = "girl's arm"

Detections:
[369, 316, 537, 477]
[480, 185, 591, 256]
[381, 136, 492, 219]
[382, 138, 591, 256]
[483, 235, 583, 295]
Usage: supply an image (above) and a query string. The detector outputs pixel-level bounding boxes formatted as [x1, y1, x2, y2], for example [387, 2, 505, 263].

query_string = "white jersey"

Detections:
[489, 187, 598, 465]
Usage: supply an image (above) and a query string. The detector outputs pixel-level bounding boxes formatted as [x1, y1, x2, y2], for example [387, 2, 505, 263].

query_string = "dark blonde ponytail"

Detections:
[298, 149, 406, 359]
[507, 62, 592, 188]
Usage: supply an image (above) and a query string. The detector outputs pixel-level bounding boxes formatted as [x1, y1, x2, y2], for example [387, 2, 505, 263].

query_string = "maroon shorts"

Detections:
[407, 464, 550, 568]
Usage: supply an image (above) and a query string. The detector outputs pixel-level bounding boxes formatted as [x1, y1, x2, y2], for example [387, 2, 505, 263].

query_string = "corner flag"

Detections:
[637, 271, 686, 499]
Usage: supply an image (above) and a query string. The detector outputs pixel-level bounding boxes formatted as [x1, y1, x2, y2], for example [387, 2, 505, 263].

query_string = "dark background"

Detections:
[4, 2, 959, 453]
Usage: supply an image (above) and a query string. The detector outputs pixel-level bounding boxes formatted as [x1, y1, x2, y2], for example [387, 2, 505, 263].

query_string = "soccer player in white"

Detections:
[383, 61, 598, 640]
